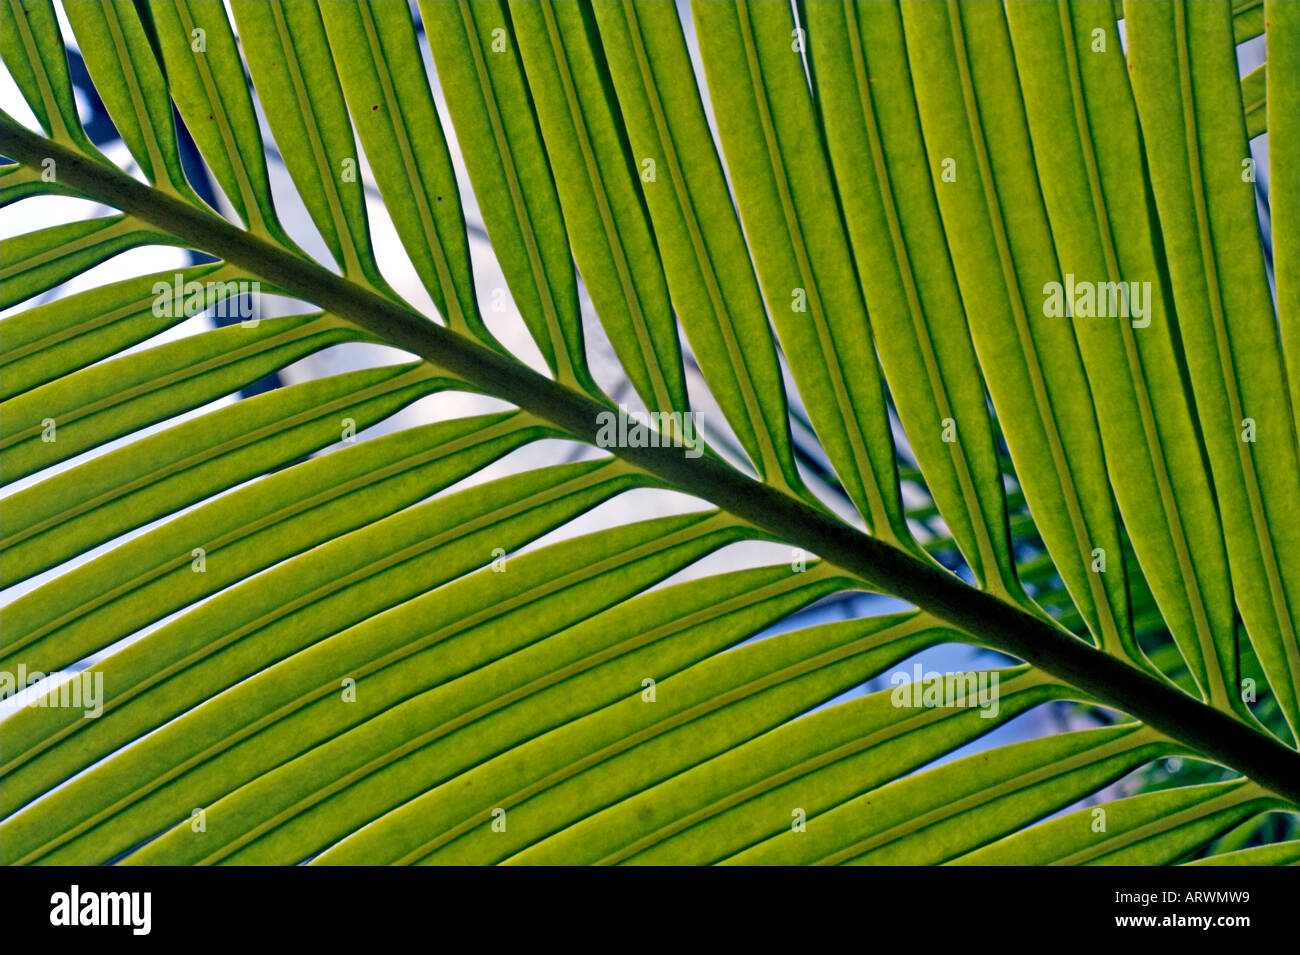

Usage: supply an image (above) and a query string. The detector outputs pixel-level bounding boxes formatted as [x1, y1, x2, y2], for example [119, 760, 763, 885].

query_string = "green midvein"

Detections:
[454, 0, 576, 386]
[1055, 0, 1225, 704]
[732, 2, 896, 533]
[1008, 0, 1133, 654]
[845, 1, 1037, 608]
[356, 0, 467, 333]
[818, 724, 1160, 865]
[3, 360, 439, 550]
[0, 215, 148, 283]
[393, 603, 932, 866]
[587, 615, 962, 866]
[8, 117, 1299, 806]
[536, 0, 676, 416]
[1, 162, 44, 188]
[621, 1, 785, 487]
[98, 1, 180, 197]
[0, 313, 350, 451]
[190, 512, 755, 865]
[173, 0, 268, 235]
[15, 496, 715, 865]
[0, 263, 243, 368]
[946, 3, 1084, 609]
[0, 414, 548, 780]
[265, 0, 364, 279]
[1173, 0, 1300, 711]
[1, 364, 442, 655]
[1051, 779, 1262, 865]
[6, 0, 70, 143]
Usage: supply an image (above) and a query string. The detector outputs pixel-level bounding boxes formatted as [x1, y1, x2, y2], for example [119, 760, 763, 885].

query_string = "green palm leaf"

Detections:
[1, 0, 1296, 867]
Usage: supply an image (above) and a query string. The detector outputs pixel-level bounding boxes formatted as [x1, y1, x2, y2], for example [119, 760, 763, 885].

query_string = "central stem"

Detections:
[4, 117, 1298, 806]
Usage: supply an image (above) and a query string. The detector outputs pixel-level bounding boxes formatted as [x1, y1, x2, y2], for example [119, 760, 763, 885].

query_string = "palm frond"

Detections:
[1, 0, 1297, 866]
